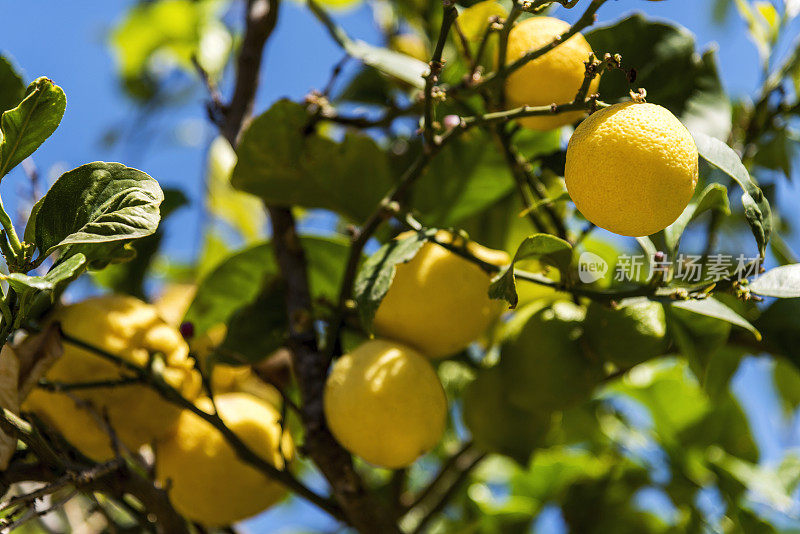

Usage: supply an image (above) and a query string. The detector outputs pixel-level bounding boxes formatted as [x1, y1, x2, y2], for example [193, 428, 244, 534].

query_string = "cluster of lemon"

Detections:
[324, 231, 509, 468]
[325, 14, 699, 468]
[23, 293, 290, 527]
[506, 17, 698, 237]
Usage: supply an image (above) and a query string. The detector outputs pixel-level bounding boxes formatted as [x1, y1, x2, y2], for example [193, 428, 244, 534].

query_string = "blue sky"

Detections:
[2, 0, 799, 531]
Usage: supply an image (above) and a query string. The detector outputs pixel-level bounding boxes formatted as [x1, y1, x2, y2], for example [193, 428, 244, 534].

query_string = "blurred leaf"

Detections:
[91, 188, 188, 297]
[185, 242, 276, 335]
[586, 15, 732, 139]
[206, 136, 266, 242]
[187, 235, 350, 336]
[734, 0, 774, 61]
[344, 40, 429, 90]
[753, 128, 797, 179]
[0, 77, 66, 178]
[232, 99, 394, 222]
[708, 447, 800, 514]
[353, 229, 435, 332]
[0, 55, 24, 115]
[773, 359, 800, 413]
[489, 234, 572, 308]
[671, 297, 761, 340]
[664, 183, 730, 252]
[217, 278, 287, 364]
[111, 0, 232, 83]
[692, 131, 772, 256]
[308, 0, 429, 89]
[458, 1, 508, 41]
[749, 264, 800, 297]
[32, 162, 164, 267]
[336, 66, 396, 105]
[463, 366, 550, 463]
[511, 448, 613, 504]
[607, 358, 710, 443]
[680, 391, 758, 462]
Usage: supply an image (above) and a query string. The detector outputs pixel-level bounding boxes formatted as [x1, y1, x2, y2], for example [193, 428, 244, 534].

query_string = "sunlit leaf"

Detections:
[692, 131, 772, 256]
[232, 99, 394, 222]
[0, 77, 66, 178]
[32, 162, 164, 267]
[489, 234, 572, 308]
[749, 264, 800, 298]
[671, 297, 761, 340]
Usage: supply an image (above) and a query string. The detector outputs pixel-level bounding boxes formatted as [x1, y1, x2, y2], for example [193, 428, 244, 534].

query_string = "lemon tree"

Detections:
[2, 0, 800, 533]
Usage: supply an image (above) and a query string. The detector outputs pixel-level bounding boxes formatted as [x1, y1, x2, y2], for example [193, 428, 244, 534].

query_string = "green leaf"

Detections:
[692, 131, 772, 256]
[353, 229, 435, 332]
[110, 0, 232, 82]
[708, 447, 799, 513]
[605, 358, 709, 442]
[664, 183, 731, 252]
[91, 188, 188, 298]
[186, 235, 351, 336]
[13, 253, 88, 324]
[344, 40, 429, 90]
[1, 273, 54, 293]
[749, 264, 800, 298]
[586, 15, 732, 139]
[489, 234, 572, 308]
[410, 129, 559, 227]
[32, 162, 164, 266]
[0, 55, 25, 115]
[185, 242, 277, 335]
[773, 359, 800, 413]
[216, 278, 288, 365]
[671, 297, 761, 340]
[308, 0, 429, 89]
[232, 99, 394, 222]
[0, 77, 66, 178]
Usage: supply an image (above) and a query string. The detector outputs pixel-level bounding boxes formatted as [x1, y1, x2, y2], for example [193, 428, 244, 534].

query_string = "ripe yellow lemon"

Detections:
[372, 231, 509, 358]
[23, 295, 202, 461]
[156, 393, 293, 526]
[153, 284, 281, 405]
[324, 339, 447, 468]
[505, 17, 599, 130]
[565, 101, 699, 236]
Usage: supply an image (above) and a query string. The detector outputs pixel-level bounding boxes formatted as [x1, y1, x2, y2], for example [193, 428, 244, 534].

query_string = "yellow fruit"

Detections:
[323, 339, 447, 468]
[389, 33, 429, 63]
[23, 295, 201, 461]
[505, 17, 599, 130]
[565, 101, 699, 236]
[373, 231, 510, 358]
[153, 283, 196, 326]
[153, 284, 282, 406]
[156, 393, 293, 526]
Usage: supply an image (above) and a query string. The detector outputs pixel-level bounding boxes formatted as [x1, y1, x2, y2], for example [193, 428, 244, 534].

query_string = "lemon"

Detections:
[505, 17, 599, 131]
[462, 366, 550, 463]
[156, 393, 293, 526]
[323, 339, 447, 468]
[565, 101, 699, 236]
[152, 285, 282, 405]
[584, 298, 669, 368]
[372, 231, 509, 358]
[23, 295, 202, 461]
[389, 33, 429, 63]
[501, 301, 602, 411]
